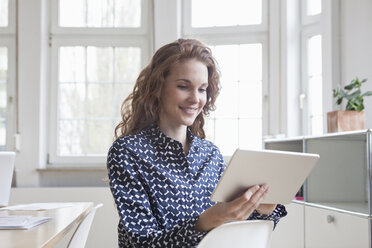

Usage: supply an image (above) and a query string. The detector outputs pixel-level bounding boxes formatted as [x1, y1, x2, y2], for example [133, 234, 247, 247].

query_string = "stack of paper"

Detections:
[0, 215, 52, 229]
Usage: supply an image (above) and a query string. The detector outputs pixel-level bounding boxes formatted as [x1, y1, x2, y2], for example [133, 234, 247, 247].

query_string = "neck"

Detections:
[158, 122, 188, 150]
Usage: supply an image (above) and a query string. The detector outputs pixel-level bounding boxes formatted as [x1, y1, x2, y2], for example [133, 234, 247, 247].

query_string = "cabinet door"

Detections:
[269, 203, 304, 248]
[305, 206, 369, 248]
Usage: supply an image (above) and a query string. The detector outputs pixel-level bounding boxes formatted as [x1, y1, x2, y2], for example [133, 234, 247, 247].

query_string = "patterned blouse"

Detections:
[107, 124, 287, 248]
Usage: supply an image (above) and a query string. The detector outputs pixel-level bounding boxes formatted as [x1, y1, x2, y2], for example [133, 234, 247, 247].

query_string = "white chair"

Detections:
[197, 220, 274, 248]
[67, 203, 103, 248]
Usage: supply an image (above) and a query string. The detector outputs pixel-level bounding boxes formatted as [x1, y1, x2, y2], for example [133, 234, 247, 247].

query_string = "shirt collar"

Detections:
[144, 123, 199, 151]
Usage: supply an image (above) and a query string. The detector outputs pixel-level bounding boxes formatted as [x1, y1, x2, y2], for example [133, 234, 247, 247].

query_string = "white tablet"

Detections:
[210, 149, 319, 204]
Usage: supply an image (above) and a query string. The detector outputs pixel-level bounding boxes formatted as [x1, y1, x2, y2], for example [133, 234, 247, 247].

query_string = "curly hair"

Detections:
[115, 38, 221, 139]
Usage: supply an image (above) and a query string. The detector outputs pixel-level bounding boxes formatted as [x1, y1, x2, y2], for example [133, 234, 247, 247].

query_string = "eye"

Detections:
[199, 88, 207, 93]
[177, 85, 188, 90]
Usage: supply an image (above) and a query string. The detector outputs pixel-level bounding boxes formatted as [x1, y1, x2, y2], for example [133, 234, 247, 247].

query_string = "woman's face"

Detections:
[159, 58, 208, 129]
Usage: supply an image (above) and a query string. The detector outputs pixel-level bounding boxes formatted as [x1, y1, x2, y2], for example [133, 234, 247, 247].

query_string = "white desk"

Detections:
[0, 202, 93, 248]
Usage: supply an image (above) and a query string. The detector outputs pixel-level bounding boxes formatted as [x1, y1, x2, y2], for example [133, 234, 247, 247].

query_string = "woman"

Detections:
[107, 38, 286, 247]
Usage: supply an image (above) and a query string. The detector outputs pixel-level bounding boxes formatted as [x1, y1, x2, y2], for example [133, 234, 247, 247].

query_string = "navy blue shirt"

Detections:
[107, 124, 286, 247]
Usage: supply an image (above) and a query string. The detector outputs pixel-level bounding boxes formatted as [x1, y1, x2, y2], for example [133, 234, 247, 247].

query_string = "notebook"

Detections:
[210, 149, 319, 204]
[0, 215, 52, 229]
[0, 152, 16, 207]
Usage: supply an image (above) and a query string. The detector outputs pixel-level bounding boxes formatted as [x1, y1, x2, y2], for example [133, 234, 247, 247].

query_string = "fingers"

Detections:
[229, 185, 260, 207]
[225, 184, 269, 221]
[241, 184, 269, 217]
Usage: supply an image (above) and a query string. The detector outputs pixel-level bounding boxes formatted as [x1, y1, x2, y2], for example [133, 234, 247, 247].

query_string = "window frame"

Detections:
[0, 0, 16, 34]
[182, 0, 269, 35]
[182, 0, 270, 153]
[48, 0, 152, 166]
[301, 26, 322, 135]
[0, 0, 16, 151]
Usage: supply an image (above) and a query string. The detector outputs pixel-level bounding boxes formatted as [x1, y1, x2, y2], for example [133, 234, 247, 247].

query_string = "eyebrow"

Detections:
[175, 79, 208, 86]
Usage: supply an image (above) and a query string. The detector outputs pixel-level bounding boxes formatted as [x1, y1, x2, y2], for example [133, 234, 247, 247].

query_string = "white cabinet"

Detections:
[270, 203, 304, 248]
[304, 205, 369, 248]
[265, 130, 372, 247]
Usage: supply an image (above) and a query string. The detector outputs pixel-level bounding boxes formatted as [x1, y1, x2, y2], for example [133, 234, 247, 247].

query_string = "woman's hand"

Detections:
[195, 184, 269, 232]
[256, 204, 277, 215]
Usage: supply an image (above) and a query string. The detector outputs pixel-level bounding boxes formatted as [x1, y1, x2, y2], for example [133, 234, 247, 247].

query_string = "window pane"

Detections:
[308, 35, 322, 76]
[307, 35, 323, 135]
[87, 47, 113, 82]
[57, 45, 141, 155]
[59, 0, 85, 27]
[113, 83, 133, 117]
[204, 118, 215, 143]
[115, 0, 141, 27]
[59, 47, 85, 83]
[58, 120, 85, 155]
[59, 83, 85, 119]
[214, 81, 238, 118]
[59, 0, 141, 27]
[239, 82, 262, 118]
[0, 47, 7, 150]
[86, 120, 112, 154]
[239, 44, 262, 81]
[115, 47, 141, 82]
[239, 118, 262, 149]
[192, 0, 262, 27]
[0, 118, 5, 150]
[0, 47, 7, 82]
[215, 119, 238, 156]
[0, 0, 8, 27]
[208, 43, 263, 154]
[87, 83, 113, 118]
[87, 0, 114, 27]
[307, 0, 322, 16]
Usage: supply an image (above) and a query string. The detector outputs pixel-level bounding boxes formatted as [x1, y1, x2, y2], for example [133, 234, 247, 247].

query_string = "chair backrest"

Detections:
[0, 152, 16, 207]
[197, 220, 274, 248]
[67, 203, 103, 248]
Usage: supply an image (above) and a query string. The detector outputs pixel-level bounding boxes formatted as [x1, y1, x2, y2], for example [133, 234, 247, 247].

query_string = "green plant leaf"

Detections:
[362, 91, 372, 97]
[344, 83, 355, 90]
[344, 90, 361, 100]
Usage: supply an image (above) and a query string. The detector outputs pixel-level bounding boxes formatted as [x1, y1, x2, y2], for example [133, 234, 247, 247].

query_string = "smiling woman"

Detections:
[107, 39, 286, 247]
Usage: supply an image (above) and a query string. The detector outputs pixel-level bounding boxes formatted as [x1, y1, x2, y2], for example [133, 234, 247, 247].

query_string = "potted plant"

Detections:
[327, 77, 372, 133]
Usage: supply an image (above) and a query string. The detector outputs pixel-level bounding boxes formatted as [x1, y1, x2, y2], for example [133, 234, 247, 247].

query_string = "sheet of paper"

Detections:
[0, 215, 52, 229]
[0, 202, 83, 211]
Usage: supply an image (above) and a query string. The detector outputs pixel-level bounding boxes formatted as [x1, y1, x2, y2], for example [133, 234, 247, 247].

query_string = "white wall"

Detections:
[340, 0, 372, 129]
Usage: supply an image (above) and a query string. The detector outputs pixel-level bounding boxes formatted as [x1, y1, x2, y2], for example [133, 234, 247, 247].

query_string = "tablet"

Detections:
[210, 149, 319, 204]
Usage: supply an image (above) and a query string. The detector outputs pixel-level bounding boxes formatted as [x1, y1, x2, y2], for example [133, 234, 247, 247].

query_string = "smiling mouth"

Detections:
[180, 106, 198, 114]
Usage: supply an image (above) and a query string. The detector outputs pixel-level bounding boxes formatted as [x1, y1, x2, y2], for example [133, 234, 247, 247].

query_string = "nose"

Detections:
[188, 89, 200, 104]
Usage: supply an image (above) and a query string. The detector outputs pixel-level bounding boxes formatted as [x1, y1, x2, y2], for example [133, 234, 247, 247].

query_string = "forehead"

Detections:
[167, 59, 208, 77]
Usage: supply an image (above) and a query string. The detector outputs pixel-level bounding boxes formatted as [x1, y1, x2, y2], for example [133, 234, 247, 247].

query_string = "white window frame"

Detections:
[301, 26, 322, 135]
[0, 0, 16, 34]
[183, 0, 269, 35]
[299, 0, 323, 136]
[49, 0, 152, 166]
[182, 0, 272, 151]
[0, 0, 16, 151]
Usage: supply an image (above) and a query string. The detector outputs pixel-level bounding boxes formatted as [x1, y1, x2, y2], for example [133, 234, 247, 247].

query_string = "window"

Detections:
[307, 35, 323, 135]
[184, 0, 268, 155]
[301, 0, 323, 135]
[0, 47, 8, 150]
[50, 0, 151, 164]
[0, 0, 15, 151]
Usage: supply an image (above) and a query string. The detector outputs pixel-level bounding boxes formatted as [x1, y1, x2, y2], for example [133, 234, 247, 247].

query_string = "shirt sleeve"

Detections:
[248, 204, 287, 229]
[107, 141, 207, 247]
